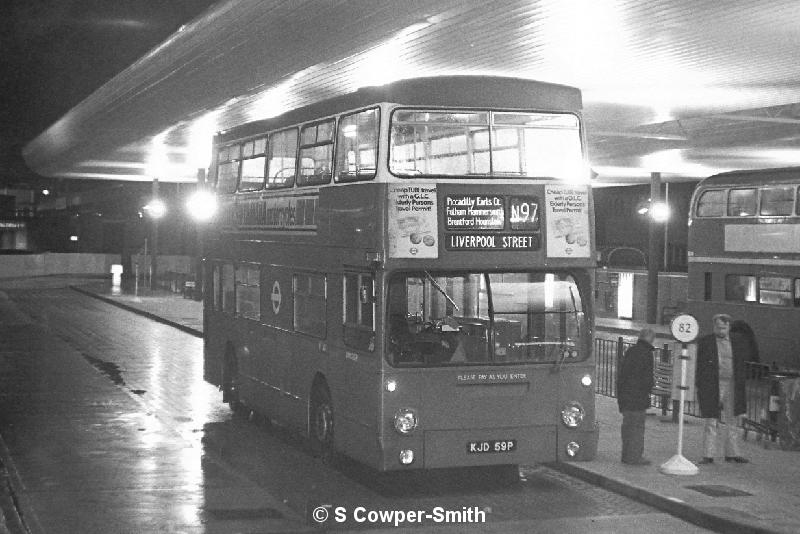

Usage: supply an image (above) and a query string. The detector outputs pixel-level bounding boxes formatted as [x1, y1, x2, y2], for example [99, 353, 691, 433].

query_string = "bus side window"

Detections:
[704, 272, 712, 301]
[696, 189, 725, 217]
[221, 263, 235, 314]
[727, 188, 757, 217]
[216, 144, 241, 194]
[298, 120, 334, 186]
[758, 276, 793, 307]
[267, 128, 297, 189]
[335, 108, 379, 183]
[294, 273, 327, 338]
[212, 264, 221, 311]
[343, 273, 375, 351]
[235, 265, 261, 320]
[759, 186, 795, 216]
[724, 274, 756, 302]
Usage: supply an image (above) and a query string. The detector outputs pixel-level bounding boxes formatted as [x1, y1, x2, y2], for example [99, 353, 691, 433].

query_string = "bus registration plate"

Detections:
[466, 439, 517, 454]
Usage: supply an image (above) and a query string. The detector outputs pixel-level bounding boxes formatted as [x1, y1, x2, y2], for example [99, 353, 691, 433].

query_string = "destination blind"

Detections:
[445, 233, 540, 251]
[444, 194, 541, 251]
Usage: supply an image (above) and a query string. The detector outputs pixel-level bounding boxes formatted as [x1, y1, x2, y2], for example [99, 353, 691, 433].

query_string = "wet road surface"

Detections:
[0, 281, 711, 533]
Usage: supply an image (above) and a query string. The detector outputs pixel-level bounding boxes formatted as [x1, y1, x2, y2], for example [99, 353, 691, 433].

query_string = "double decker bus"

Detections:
[203, 76, 598, 472]
[688, 167, 800, 369]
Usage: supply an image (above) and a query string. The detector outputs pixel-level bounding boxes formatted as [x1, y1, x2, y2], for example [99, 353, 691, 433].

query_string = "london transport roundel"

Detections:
[271, 281, 281, 314]
[670, 314, 699, 343]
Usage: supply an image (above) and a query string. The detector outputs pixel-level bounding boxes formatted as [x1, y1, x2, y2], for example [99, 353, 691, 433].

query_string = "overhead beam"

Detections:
[712, 114, 800, 125]
[592, 131, 687, 141]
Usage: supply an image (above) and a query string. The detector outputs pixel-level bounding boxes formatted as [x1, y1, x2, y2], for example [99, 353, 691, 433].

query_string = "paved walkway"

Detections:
[72, 284, 800, 533]
[555, 395, 800, 534]
[0, 287, 304, 534]
[71, 281, 203, 336]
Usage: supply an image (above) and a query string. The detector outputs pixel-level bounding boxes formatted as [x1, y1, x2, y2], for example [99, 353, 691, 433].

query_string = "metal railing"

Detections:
[595, 337, 800, 442]
[594, 336, 701, 416]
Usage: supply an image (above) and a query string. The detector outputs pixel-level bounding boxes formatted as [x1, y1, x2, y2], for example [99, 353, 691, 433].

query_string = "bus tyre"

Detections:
[310, 384, 334, 462]
[222, 350, 242, 413]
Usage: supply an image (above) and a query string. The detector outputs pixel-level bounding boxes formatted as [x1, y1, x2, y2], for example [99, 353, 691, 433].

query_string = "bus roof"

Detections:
[698, 167, 800, 188]
[217, 76, 582, 144]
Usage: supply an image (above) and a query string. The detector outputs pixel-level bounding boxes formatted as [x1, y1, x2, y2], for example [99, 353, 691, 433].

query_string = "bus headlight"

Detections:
[561, 402, 585, 428]
[394, 408, 418, 434]
[580, 374, 592, 387]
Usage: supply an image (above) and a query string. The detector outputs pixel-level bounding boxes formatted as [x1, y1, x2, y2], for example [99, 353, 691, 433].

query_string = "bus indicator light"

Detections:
[566, 441, 580, 457]
[399, 449, 415, 465]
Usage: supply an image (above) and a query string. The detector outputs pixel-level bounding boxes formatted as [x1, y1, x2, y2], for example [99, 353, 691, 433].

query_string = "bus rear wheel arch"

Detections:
[309, 377, 334, 462]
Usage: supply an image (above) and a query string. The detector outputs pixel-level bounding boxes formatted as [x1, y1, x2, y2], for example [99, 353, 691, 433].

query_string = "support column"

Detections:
[195, 168, 206, 300]
[151, 178, 159, 288]
[646, 172, 661, 325]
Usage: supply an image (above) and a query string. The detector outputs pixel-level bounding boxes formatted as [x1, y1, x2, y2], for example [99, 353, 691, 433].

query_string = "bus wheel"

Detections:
[310, 384, 334, 462]
[222, 349, 242, 413]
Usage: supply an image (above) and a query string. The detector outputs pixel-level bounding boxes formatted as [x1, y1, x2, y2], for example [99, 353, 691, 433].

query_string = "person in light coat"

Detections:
[695, 314, 757, 464]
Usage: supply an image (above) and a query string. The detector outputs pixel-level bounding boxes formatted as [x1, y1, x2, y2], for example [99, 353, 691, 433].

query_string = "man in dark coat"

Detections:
[617, 328, 656, 465]
[695, 314, 757, 464]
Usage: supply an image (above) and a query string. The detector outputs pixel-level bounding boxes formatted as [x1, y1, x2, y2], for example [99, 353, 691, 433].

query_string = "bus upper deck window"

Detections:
[760, 186, 795, 216]
[267, 128, 298, 189]
[299, 120, 335, 186]
[728, 188, 757, 217]
[696, 189, 725, 217]
[336, 108, 378, 183]
[216, 144, 241, 194]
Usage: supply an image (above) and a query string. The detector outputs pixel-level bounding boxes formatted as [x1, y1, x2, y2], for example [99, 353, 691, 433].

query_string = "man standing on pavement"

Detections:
[617, 328, 656, 465]
[695, 314, 756, 464]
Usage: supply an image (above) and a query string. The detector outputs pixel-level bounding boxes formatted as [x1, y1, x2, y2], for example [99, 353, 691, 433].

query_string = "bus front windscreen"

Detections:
[387, 272, 585, 366]
[390, 110, 583, 180]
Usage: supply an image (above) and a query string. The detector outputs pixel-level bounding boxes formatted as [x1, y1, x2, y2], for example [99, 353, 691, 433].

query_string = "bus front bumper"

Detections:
[380, 425, 561, 470]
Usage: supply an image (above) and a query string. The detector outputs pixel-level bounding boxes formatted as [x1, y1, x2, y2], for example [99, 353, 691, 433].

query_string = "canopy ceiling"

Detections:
[22, 0, 800, 185]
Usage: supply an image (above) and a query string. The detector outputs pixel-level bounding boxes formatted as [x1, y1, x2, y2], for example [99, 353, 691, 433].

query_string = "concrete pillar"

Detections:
[151, 178, 159, 287]
[646, 172, 661, 325]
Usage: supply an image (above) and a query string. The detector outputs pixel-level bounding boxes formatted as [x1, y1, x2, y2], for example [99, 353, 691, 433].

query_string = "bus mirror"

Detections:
[360, 286, 373, 304]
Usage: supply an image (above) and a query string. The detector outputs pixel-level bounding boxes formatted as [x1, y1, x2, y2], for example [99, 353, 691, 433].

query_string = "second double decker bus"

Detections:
[688, 168, 800, 369]
[203, 76, 598, 473]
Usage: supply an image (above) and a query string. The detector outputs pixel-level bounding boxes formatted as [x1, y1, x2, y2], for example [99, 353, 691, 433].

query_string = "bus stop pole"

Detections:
[660, 342, 698, 475]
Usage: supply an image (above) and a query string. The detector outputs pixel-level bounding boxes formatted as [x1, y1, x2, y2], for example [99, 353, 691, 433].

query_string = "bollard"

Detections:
[110, 264, 123, 295]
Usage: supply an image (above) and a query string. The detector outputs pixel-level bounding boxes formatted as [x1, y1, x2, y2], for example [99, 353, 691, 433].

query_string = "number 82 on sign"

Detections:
[670, 314, 699, 343]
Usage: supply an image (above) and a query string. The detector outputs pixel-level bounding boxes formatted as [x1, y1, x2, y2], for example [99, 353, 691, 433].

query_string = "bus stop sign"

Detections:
[670, 314, 698, 343]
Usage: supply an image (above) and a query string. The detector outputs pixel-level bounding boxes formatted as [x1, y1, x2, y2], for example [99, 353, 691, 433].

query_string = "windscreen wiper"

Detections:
[553, 287, 582, 372]
[569, 286, 581, 339]
[424, 271, 460, 312]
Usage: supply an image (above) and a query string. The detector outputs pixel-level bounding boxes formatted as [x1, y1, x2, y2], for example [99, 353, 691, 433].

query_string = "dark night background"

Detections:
[1, 0, 217, 187]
